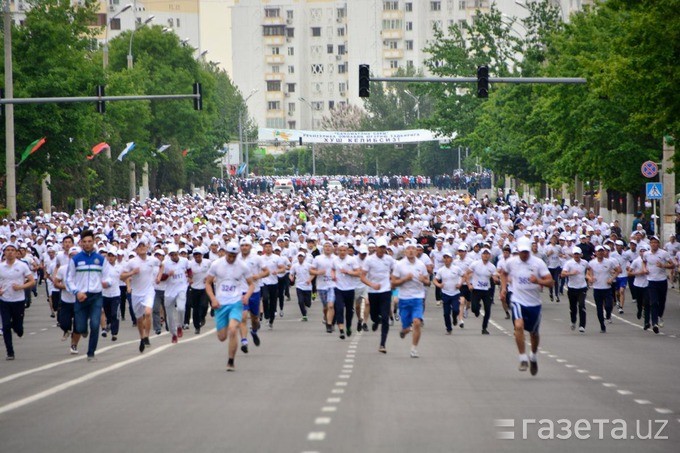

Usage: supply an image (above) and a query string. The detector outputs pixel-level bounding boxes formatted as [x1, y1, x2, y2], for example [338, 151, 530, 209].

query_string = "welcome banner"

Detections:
[259, 128, 455, 145]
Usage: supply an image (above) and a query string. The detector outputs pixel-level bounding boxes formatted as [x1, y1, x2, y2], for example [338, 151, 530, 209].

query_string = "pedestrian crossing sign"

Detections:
[646, 182, 663, 200]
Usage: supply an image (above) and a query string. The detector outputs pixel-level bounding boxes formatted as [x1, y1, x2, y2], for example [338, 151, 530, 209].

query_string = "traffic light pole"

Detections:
[368, 76, 587, 84]
[0, 93, 201, 106]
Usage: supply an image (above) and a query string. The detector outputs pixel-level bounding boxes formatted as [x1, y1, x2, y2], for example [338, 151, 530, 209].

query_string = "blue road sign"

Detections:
[641, 161, 658, 178]
[646, 182, 663, 200]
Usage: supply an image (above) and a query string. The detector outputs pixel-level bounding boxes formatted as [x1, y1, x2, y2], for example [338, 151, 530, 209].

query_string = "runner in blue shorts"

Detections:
[205, 243, 255, 372]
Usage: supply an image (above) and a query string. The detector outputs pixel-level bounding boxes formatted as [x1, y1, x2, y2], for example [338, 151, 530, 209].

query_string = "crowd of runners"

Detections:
[0, 183, 677, 373]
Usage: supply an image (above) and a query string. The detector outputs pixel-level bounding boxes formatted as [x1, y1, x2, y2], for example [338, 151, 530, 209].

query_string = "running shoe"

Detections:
[339, 330, 346, 340]
[70, 345, 78, 355]
[61, 331, 70, 341]
[459, 321, 464, 329]
[436, 301, 442, 307]
[518, 361, 529, 372]
[155, 329, 161, 335]
[555, 297, 560, 303]
[389, 317, 394, 326]
[144, 337, 151, 346]
[195, 328, 201, 334]
[139, 339, 145, 353]
[505, 311, 510, 319]
[659, 317, 664, 327]
[372, 322, 379, 332]
[87, 356, 97, 362]
[571, 323, 576, 331]
[326, 324, 332, 334]
[251, 330, 261, 346]
[653, 325, 659, 334]
[226, 359, 235, 372]
[101, 329, 107, 338]
[362, 323, 368, 332]
[607, 318, 612, 324]
[6, 355, 15, 360]
[241, 339, 248, 353]
[618, 308, 623, 314]
[399, 329, 409, 339]
[183, 324, 190, 330]
[446, 330, 452, 335]
[579, 326, 585, 333]
[279, 310, 284, 318]
[268, 322, 274, 330]
[463, 308, 468, 319]
[112, 335, 117, 341]
[356, 320, 362, 332]
[347, 326, 352, 337]
[378, 346, 386, 354]
[171, 335, 178, 344]
[177, 327, 183, 338]
[301, 316, 308, 322]
[530, 360, 538, 376]
[453, 317, 458, 326]
[395, 313, 400, 322]
[410, 349, 419, 358]
[481, 329, 489, 335]
[549, 295, 554, 302]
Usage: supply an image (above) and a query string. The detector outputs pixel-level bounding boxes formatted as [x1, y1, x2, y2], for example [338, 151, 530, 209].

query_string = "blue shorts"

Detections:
[511, 302, 542, 334]
[615, 277, 627, 289]
[215, 303, 243, 330]
[318, 288, 335, 306]
[243, 291, 261, 315]
[399, 298, 424, 330]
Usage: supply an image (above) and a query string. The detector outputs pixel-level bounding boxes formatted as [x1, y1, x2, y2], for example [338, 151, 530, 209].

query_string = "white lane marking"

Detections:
[585, 299, 642, 330]
[331, 389, 345, 394]
[589, 376, 602, 381]
[617, 390, 633, 395]
[307, 432, 326, 441]
[335, 381, 348, 387]
[565, 364, 576, 368]
[315, 417, 332, 425]
[342, 364, 353, 369]
[339, 375, 350, 379]
[539, 351, 548, 355]
[548, 354, 557, 359]
[556, 359, 567, 363]
[634, 399, 651, 405]
[0, 333, 170, 386]
[0, 330, 211, 415]
[655, 408, 673, 414]
[40, 328, 48, 332]
[326, 398, 341, 404]
[321, 406, 337, 412]
[576, 369, 589, 374]
[29, 332, 36, 335]
[602, 383, 617, 388]
[344, 359, 354, 363]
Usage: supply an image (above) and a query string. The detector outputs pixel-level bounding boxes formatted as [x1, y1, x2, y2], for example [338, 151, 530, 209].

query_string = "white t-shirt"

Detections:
[311, 254, 336, 290]
[588, 258, 617, 290]
[56, 265, 75, 304]
[239, 253, 266, 290]
[163, 257, 189, 298]
[562, 258, 588, 289]
[208, 258, 250, 305]
[505, 255, 550, 307]
[0, 260, 32, 302]
[362, 253, 395, 294]
[645, 249, 672, 282]
[123, 255, 159, 296]
[102, 261, 123, 298]
[261, 253, 282, 285]
[435, 263, 466, 296]
[290, 261, 313, 291]
[468, 260, 496, 291]
[392, 258, 428, 299]
[188, 259, 211, 290]
[333, 255, 361, 291]
[629, 256, 648, 288]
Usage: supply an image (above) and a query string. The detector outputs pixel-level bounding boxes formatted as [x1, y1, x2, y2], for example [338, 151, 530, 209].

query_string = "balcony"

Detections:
[265, 54, 285, 65]
[383, 49, 404, 59]
[264, 36, 285, 46]
[382, 10, 404, 20]
[265, 73, 285, 81]
[382, 30, 403, 40]
[262, 16, 285, 26]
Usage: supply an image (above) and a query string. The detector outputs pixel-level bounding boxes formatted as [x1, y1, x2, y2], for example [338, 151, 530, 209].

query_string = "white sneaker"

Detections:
[570, 323, 576, 331]
[579, 326, 585, 333]
[659, 317, 664, 328]
[410, 349, 419, 358]
[69, 345, 78, 355]
[459, 321, 464, 329]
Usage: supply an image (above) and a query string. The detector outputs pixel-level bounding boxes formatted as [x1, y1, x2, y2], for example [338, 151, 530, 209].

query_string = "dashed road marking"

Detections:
[634, 399, 651, 405]
[315, 417, 331, 425]
[321, 406, 337, 412]
[617, 390, 633, 395]
[307, 432, 326, 441]
[655, 408, 672, 414]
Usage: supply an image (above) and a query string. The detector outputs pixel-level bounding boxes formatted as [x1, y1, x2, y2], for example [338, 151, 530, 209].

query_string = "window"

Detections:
[328, 101, 335, 110]
[110, 18, 121, 30]
[310, 8, 322, 21]
[407, 60, 414, 68]
[327, 44, 334, 54]
[272, 47, 280, 55]
[458, 19, 467, 29]
[383, 1, 399, 10]
[406, 21, 413, 31]
[286, 28, 295, 38]
[431, 20, 442, 30]
[405, 2, 413, 11]
[271, 65, 280, 73]
[405, 40, 414, 50]
[176, 18, 181, 27]
[263, 26, 285, 36]
[266, 118, 285, 128]
[288, 121, 296, 129]
[167, 18, 174, 28]
[288, 47, 294, 56]
[311, 101, 323, 111]
[311, 63, 324, 74]
[338, 44, 346, 55]
[267, 101, 281, 110]
[288, 65, 295, 74]
[459, 0, 466, 8]
[313, 83, 322, 93]
[287, 83, 296, 93]
[386, 41, 398, 49]
[337, 27, 345, 37]
[311, 45, 322, 56]
[265, 8, 280, 18]
[311, 27, 321, 37]
[431, 1, 441, 11]
[339, 82, 347, 93]
[389, 60, 399, 69]
[267, 81, 281, 91]
[288, 103, 296, 112]
[338, 63, 347, 74]
[337, 8, 346, 19]
[287, 10, 294, 20]
[382, 19, 403, 30]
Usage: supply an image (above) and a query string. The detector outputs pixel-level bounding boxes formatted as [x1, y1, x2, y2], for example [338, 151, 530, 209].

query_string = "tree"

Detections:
[317, 104, 366, 174]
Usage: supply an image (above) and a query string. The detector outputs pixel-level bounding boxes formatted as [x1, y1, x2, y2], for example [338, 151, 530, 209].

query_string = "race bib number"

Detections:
[477, 280, 489, 288]
[220, 283, 236, 293]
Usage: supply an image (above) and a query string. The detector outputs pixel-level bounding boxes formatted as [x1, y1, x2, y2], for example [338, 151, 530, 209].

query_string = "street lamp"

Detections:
[299, 97, 316, 175]
[239, 89, 259, 177]
[128, 15, 154, 69]
[199, 50, 208, 59]
[404, 90, 421, 158]
[103, 3, 132, 70]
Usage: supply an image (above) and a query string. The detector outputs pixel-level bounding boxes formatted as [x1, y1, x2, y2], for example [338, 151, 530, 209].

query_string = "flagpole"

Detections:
[4, 0, 17, 218]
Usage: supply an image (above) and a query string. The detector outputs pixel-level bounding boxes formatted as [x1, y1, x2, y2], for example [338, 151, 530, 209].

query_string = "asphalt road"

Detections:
[1, 285, 679, 453]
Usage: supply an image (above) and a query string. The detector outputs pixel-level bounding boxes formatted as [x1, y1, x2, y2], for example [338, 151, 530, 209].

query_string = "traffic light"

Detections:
[96, 85, 106, 114]
[477, 65, 489, 98]
[193, 82, 203, 111]
[359, 64, 370, 98]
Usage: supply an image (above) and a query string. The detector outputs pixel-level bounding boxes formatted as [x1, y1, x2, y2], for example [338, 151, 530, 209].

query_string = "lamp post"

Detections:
[404, 89, 421, 159]
[4, 0, 16, 218]
[299, 97, 316, 175]
[128, 15, 154, 69]
[103, 3, 132, 70]
[239, 89, 258, 177]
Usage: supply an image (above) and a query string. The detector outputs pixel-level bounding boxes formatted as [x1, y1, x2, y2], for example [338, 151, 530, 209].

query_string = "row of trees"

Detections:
[0, 0, 251, 212]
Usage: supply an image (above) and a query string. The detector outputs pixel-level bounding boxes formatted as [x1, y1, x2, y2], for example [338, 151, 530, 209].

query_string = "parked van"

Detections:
[327, 180, 343, 191]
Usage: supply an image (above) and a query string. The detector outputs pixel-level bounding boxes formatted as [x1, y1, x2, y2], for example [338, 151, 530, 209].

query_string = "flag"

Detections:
[18, 137, 46, 165]
[182, 149, 189, 157]
[116, 142, 136, 161]
[157, 144, 171, 153]
[237, 163, 247, 175]
[87, 142, 110, 160]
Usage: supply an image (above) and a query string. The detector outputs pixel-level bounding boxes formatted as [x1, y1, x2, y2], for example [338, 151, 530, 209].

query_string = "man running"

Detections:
[160, 244, 190, 344]
[205, 242, 255, 372]
[360, 237, 395, 354]
[499, 238, 553, 376]
[0, 243, 35, 360]
[433, 250, 465, 334]
[238, 237, 269, 351]
[561, 247, 589, 333]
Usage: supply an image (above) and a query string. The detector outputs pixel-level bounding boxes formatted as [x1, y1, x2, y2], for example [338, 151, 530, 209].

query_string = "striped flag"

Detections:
[157, 144, 171, 153]
[87, 142, 110, 160]
[18, 137, 46, 165]
[117, 142, 136, 161]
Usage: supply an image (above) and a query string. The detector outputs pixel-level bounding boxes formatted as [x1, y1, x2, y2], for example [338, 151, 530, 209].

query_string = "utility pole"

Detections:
[4, 0, 16, 218]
